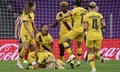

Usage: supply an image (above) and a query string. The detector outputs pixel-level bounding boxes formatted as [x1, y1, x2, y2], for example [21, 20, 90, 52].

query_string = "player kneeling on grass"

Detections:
[27, 50, 65, 69]
[27, 24, 65, 69]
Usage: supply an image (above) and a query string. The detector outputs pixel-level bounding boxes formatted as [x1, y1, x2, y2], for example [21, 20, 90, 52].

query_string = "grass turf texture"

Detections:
[0, 60, 120, 72]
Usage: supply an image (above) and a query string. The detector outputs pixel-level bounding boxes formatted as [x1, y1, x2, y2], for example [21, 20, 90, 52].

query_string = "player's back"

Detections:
[71, 7, 87, 32]
[56, 11, 73, 35]
[85, 11, 103, 40]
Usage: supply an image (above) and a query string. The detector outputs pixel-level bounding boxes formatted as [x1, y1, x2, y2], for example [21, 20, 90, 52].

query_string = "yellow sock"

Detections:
[71, 60, 75, 64]
[19, 47, 26, 58]
[77, 48, 82, 60]
[60, 56, 64, 61]
[66, 48, 72, 55]
[88, 53, 95, 69]
[95, 52, 100, 59]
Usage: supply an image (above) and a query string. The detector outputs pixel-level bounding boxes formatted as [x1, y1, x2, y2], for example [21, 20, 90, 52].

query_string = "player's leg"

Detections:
[59, 35, 65, 61]
[17, 34, 30, 69]
[58, 43, 65, 61]
[94, 40, 104, 63]
[64, 42, 73, 58]
[27, 51, 39, 69]
[18, 37, 23, 53]
[37, 52, 47, 64]
[75, 33, 84, 67]
[17, 42, 29, 69]
[86, 40, 96, 72]
[63, 31, 76, 63]
[59, 34, 73, 61]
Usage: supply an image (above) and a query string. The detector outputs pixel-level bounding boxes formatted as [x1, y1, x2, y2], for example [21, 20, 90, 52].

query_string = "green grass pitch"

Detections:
[0, 60, 120, 72]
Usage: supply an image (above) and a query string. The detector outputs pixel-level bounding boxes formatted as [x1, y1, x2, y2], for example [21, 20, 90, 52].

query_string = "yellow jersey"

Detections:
[71, 7, 87, 32]
[56, 11, 73, 35]
[20, 12, 34, 35]
[84, 11, 103, 40]
[36, 32, 53, 51]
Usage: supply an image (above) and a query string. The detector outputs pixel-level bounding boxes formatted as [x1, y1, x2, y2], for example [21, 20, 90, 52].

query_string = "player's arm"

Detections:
[48, 21, 59, 28]
[14, 16, 20, 39]
[84, 22, 88, 32]
[101, 18, 106, 32]
[23, 21, 34, 39]
[101, 18, 106, 29]
[49, 34, 54, 52]
[35, 33, 41, 51]
[32, 23, 38, 33]
[84, 15, 88, 32]
[14, 22, 19, 39]
[35, 41, 40, 51]
[56, 12, 72, 21]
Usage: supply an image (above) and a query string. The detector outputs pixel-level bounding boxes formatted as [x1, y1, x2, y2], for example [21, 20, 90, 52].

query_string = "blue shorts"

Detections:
[18, 36, 22, 43]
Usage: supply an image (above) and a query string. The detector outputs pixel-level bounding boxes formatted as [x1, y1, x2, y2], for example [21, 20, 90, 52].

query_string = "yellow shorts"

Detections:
[20, 33, 34, 44]
[59, 33, 72, 48]
[65, 30, 84, 43]
[86, 40, 102, 49]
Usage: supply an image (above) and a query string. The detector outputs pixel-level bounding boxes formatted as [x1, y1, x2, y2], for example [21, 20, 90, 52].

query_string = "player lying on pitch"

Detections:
[27, 50, 65, 69]
[26, 24, 65, 69]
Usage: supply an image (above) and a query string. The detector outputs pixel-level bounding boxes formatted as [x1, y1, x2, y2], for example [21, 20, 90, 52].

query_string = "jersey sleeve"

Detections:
[56, 12, 61, 20]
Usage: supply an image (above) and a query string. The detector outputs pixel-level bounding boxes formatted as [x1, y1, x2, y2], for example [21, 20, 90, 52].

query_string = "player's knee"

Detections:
[23, 42, 29, 49]
[63, 42, 69, 48]
[87, 48, 93, 53]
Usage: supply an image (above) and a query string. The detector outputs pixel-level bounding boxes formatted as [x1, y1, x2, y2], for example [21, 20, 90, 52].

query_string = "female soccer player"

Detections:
[27, 24, 56, 69]
[84, 2, 106, 72]
[36, 24, 53, 52]
[56, 0, 88, 68]
[49, 1, 74, 62]
[16, 1, 37, 69]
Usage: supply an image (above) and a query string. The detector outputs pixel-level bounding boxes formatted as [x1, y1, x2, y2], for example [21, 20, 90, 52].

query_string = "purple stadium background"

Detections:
[11, 0, 120, 38]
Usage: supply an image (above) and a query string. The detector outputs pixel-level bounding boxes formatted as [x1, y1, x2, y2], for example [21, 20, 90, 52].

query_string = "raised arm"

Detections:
[48, 21, 59, 28]
[56, 12, 72, 21]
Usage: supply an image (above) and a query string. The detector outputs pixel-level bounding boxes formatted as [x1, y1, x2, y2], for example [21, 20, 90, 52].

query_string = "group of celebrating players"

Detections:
[14, 0, 106, 72]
